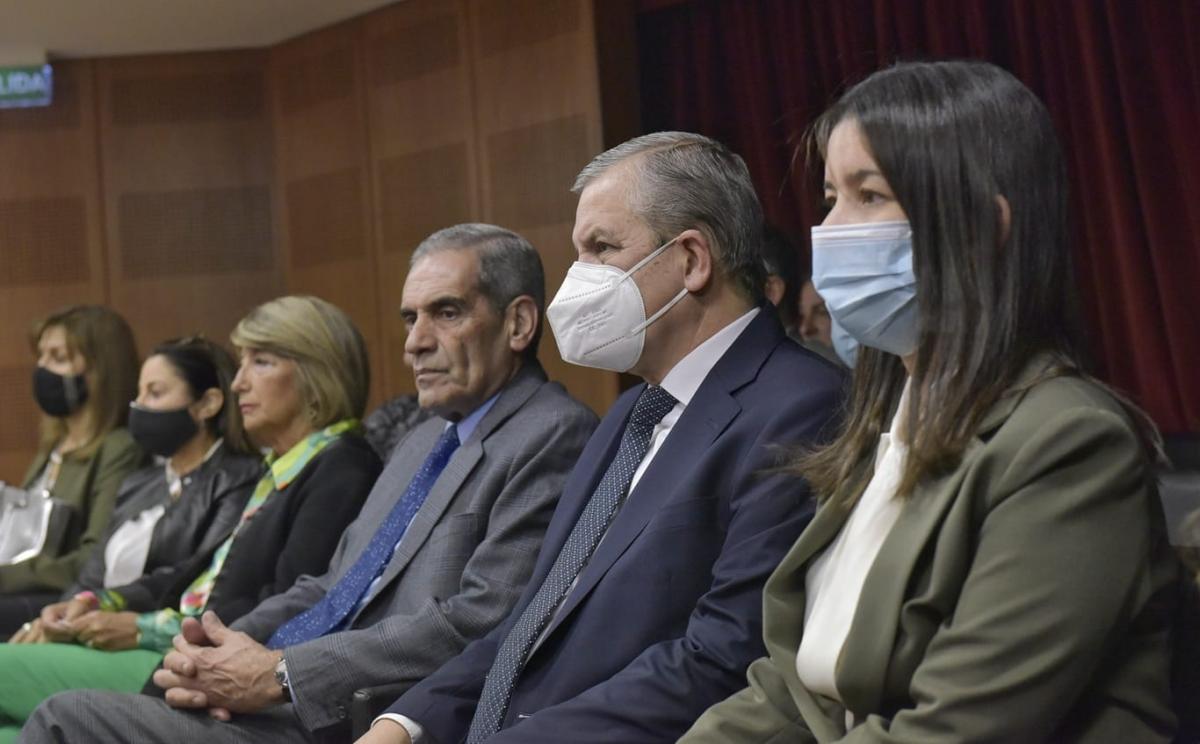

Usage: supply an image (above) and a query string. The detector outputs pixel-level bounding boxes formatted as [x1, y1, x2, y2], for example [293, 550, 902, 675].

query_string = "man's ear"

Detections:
[506, 296, 539, 355]
[995, 194, 1012, 248]
[677, 228, 714, 294]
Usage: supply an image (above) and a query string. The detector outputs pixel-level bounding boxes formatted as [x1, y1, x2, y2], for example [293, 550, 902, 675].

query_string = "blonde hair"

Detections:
[230, 296, 369, 428]
[31, 305, 140, 454]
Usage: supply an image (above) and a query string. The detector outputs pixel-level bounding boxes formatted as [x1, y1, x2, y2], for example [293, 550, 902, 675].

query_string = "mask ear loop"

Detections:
[616, 236, 680, 283]
[630, 287, 688, 335]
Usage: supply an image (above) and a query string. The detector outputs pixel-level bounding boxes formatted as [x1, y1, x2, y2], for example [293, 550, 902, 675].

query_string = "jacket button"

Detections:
[336, 704, 346, 719]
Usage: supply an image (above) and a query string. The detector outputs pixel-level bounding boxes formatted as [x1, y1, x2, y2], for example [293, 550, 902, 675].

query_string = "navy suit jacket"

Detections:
[387, 308, 844, 743]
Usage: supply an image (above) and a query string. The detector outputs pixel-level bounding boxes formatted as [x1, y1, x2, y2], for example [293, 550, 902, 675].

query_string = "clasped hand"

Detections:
[153, 610, 284, 721]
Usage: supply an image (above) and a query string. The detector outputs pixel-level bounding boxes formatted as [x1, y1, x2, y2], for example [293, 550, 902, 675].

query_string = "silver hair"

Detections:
[573, 131, 766, 301]
[411, 223, 545, 359]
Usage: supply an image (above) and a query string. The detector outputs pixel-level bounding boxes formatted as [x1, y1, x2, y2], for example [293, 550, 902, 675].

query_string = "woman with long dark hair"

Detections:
[682, 60, 1178, 742]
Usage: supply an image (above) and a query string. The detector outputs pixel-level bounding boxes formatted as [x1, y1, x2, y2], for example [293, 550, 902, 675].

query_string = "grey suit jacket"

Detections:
[231, 363, 598, 733]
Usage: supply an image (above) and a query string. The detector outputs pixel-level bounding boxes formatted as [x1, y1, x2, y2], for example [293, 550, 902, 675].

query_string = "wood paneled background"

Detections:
[0, 0, 621, 483]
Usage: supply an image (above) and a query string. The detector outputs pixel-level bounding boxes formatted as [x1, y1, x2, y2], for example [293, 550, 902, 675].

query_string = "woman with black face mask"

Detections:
[7, 337, 261, 650]
[0, 306, 145, 633]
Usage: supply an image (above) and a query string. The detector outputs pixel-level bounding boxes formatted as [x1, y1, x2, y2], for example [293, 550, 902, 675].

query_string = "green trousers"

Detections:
[0, 642, 162, 744]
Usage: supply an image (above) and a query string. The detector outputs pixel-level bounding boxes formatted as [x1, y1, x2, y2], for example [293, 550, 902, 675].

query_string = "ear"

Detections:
[676, 228, 714, 294]
[505, 295, 539, 356]
[191, 387, 224, 423]
[995, 194, 1012, 248]
[763, 275, 786, 307]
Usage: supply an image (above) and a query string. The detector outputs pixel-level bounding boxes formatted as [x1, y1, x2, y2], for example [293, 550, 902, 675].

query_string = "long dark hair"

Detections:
[151, 337, 253, 455]
[798, 60, 1156, 502]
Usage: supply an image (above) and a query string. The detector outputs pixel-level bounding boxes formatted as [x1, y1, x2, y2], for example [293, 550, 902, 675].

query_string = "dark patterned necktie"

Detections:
[266, 426, 460, 648]
[466, 385, 678, 742]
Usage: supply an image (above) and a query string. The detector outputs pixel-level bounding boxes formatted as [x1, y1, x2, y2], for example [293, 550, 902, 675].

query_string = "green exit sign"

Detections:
[0, 65, 53, 109]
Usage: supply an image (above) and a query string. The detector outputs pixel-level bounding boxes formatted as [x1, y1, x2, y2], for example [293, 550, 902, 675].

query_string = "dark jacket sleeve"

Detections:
[65, 466, 165, 598]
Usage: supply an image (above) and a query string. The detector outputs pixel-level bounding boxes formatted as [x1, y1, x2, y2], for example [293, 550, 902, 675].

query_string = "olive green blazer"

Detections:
[0, 428, 145, 593]
[682, 369, 1178, 743]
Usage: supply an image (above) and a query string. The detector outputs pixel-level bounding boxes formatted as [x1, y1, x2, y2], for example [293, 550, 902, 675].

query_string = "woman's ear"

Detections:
[995, 194, 1012, 247]
[192, 387, 224, 422]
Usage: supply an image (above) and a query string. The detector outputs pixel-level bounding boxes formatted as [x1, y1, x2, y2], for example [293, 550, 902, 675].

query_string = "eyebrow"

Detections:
[400, 295, 469, 316]
[824, 168, 885, 189]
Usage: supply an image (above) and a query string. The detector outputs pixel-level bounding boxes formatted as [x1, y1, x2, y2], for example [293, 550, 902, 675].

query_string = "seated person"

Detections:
[0, 296, 382, 740]
[9, 335, 262, 645]
[361, 133, 844, 743]
[681, 60, 1178, 743]
[0, 305, 145, 633]
[363, 394, 431, 460]
[18, 225, 597, 744]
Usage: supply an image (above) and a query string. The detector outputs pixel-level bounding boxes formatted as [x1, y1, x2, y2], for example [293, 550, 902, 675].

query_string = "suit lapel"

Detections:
[536, 308, 783, 643]
[355, 365, 547, 613]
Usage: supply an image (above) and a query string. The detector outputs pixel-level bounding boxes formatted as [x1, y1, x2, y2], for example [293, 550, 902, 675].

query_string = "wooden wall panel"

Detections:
[0, 0, 619, 486]
[466, 0, 616, 414]
[363, 0, 479, 399]
[270, 22, 385, 409]
[97, 51, 282, 360]
[0, 60, 107, 483]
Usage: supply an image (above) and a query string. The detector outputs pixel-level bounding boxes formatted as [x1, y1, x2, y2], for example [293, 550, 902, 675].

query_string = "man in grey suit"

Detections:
[18, 224, 598, 744]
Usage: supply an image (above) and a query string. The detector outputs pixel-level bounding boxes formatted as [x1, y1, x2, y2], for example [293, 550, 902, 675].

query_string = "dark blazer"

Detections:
[682, 365, 1179, 743]
[67, 443, 263, 610]
[145, 433, 381, 625]
[233, 363, 598, 735]
[0, 428, 145, 593]
[387, 308, 844, 743]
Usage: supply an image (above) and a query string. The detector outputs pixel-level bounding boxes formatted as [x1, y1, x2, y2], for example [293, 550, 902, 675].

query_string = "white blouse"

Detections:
[795, 380, 911, 706]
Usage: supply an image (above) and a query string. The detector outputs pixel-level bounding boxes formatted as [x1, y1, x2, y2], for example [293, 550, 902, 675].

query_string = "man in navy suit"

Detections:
[361, 132, 844, 744]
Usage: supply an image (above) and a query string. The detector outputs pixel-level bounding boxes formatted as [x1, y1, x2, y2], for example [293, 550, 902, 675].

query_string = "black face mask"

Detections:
[128, 403, 200, 458]
[33, 366, 89, 417]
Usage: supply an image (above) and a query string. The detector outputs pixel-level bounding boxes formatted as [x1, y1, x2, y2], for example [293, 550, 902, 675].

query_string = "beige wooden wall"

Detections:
[0, 0, 622, 484]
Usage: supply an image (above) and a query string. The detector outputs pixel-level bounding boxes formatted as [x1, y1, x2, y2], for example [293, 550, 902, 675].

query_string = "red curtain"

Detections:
[636, 0, 1200, 434]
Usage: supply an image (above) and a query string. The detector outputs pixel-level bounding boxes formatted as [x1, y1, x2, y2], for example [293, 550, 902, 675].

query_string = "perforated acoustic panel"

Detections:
[277, 47, 355, 114]
[487, 115, 590, 229]
[368, 13, 461, 86]
[286, 168, 366, 267]
[118, 186, 273, 278]
[0, 365, 39, 454]
[0, 198, 89, 286]
[378, 143, 470, 254]
[110, 70, 266, 126]
[476, 0, 581, 57]
[0, 62, 83, 131]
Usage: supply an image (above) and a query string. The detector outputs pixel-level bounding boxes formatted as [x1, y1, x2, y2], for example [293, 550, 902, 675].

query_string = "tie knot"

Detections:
[629, 385, 677, 429]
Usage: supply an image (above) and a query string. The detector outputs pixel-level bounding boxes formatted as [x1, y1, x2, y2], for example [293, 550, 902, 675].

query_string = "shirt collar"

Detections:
[658, 307, 760, 407]
[449, 393, 501, 445]
[265, 419, 358, 491]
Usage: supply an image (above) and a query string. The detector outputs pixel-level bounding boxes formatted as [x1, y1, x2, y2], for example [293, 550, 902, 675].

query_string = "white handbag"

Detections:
[0, 482, 71, 565]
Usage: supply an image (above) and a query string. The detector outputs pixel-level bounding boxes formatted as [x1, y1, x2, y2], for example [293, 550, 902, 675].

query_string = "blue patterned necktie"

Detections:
[466, 385, 678, 741]
[267, 425, 461, 649]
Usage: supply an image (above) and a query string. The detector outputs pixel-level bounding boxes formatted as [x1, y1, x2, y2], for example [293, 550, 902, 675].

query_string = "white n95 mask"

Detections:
[811, 220, 917, 358]
[546, 237, 688, 372]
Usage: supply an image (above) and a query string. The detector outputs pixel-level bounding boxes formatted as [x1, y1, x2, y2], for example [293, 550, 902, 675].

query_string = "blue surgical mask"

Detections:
[810, 220, 917, 358]
[829, 315, 859, 368]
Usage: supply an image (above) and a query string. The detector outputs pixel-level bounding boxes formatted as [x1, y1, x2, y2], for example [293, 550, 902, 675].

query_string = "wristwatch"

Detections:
[274, 657, 292, 702]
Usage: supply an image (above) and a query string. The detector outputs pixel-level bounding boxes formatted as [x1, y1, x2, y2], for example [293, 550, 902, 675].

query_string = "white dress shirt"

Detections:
[380, 308, 761, 741]
[795, 379, 911, 725]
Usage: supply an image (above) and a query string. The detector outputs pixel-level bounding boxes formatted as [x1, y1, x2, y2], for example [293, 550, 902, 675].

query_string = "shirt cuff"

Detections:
[373, 713, 424, 742]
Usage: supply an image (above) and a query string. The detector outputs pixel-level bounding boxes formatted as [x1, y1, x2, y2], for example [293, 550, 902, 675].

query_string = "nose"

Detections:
[404, 314, 436, 356]
[231, 363, 249, 394]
